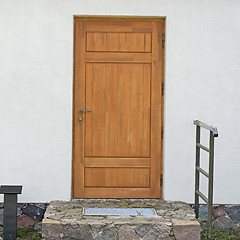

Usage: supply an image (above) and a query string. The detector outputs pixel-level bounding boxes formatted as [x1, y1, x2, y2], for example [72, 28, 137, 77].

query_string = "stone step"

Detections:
[42, 199, 200, 240]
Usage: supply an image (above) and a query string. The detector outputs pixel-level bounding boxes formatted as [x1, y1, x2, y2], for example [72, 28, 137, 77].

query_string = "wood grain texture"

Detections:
[87, 32, 152, 52]
[86, 52, 152, 63]
[72, 21, 86, 197]
[84, 187, 152, 198]
[85, 168, 150, 187]
[150, 21, 163, 197]
[73, 18, 165, 198]
[85, 158, 150, 168]
[160, 20, 165, 196]
[104, 64, 118, 156]
[85, 63, 150, 157]
[85, 22, 153, 33]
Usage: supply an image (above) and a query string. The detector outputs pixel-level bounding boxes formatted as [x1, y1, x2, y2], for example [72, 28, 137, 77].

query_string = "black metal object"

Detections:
[193, 120, 218, 237]
[0, 185, 22, 240]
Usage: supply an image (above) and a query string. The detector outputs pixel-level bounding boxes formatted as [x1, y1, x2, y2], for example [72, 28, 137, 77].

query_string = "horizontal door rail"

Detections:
[194, 120, 218, 237]
[196, 166, 209, 178]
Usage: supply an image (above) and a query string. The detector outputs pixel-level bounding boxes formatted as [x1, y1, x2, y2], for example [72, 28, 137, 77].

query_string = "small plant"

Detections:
[0, 227, 41, 240]
[197, 210, 206, 222]
[119, 203, 129, 208]
[17, 227, 41, 240]
[200, 223, 240, 240]
[136, 210, 143, 216]
[118, 200, 130, 208]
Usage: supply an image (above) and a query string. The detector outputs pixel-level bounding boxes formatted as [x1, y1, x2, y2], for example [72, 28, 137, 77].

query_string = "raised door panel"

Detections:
[85, 63, 150, 157]
[86, 32, 152, 52]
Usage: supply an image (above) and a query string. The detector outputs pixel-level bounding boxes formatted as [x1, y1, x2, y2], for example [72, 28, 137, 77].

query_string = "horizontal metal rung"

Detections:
[196, 143, 210, 152]
[196, 167, 209, 178]
[195, 190, 208, 203]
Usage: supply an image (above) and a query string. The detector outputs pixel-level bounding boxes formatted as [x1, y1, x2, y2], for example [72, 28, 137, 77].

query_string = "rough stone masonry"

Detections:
[42, 199, 201, 240]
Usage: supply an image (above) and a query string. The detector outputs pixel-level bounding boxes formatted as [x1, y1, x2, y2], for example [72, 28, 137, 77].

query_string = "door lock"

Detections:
[78, 116, 83, 121]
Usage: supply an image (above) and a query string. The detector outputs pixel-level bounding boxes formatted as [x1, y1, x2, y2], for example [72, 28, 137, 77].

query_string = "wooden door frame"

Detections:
[72, 16, 165, 199]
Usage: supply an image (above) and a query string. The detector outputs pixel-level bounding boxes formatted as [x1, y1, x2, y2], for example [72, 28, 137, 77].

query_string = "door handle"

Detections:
[78, 109, 91, 113]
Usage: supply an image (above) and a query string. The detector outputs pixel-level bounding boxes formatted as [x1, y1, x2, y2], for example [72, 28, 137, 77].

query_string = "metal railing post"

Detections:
[208, 131, 215, 236]
[193, 120, 218, 238]
[195, 125, 200, 219]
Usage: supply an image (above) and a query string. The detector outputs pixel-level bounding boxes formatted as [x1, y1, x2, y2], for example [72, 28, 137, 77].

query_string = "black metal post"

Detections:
[0, 185, 22, 240]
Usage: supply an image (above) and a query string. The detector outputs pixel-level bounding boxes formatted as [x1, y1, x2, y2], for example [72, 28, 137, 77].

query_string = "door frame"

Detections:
[72, 16, 165, 199]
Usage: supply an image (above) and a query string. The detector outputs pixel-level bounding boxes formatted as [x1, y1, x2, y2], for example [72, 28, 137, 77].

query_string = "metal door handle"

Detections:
[78, 109, 91, 113]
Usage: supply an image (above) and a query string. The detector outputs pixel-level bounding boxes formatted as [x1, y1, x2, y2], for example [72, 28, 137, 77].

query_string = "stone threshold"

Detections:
[42, 199, 201, 240]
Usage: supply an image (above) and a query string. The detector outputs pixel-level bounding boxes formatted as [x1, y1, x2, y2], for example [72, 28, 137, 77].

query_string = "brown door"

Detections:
[73, 17, 164, 198]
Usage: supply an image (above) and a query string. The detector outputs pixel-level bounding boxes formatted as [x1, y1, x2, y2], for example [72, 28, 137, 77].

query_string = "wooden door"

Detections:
[73, 17, 165, 198]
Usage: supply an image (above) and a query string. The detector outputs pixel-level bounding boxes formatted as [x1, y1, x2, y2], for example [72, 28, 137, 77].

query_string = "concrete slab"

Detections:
[83, 207, 156, 216]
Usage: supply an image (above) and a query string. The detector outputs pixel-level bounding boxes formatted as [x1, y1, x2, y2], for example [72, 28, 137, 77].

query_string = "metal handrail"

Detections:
[193, 120, 218, 137]
[193, 120, 218, 237]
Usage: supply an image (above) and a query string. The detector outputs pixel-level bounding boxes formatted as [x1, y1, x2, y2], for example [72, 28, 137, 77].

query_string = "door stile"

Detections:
[160, 20, 165, 196]
[150, 21, 163, 197]
[73, 21, 86, 197]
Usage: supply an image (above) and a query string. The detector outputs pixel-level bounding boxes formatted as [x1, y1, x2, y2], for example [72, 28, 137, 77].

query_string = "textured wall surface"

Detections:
[0, 0, 239, 203]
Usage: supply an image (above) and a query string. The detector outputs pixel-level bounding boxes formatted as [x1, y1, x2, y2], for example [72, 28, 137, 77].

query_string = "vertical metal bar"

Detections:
[195, 125, 201, 218]
[3, 194, 18, 240]
[208, 131, 214, 237]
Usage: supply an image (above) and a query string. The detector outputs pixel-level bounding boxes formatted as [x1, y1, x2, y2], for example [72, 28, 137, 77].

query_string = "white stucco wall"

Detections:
[0, 0, 239, 203]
